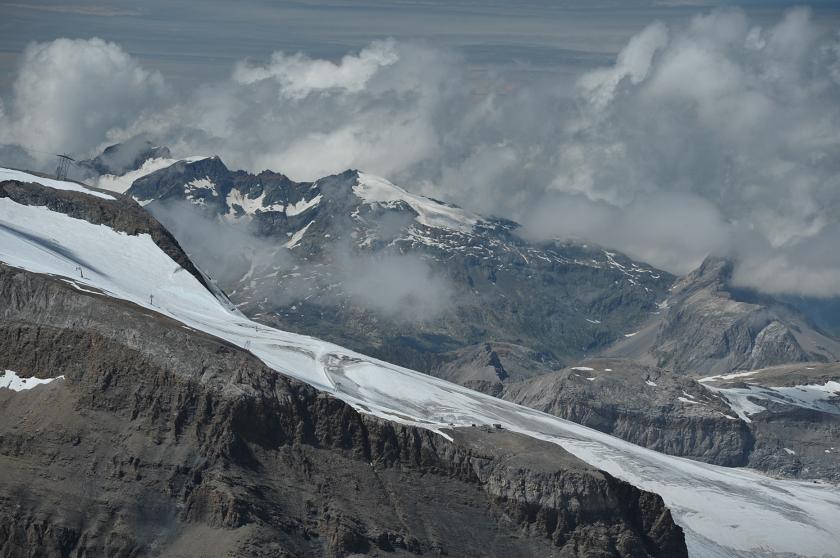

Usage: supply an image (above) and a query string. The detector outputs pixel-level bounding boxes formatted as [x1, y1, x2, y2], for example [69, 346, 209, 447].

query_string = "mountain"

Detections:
[602, 257, 840, 375]
[0, 167, 686, 557]
[3, 166, 840, 557]
[119, 155, 673, 372]
[78, 138, 171, 177]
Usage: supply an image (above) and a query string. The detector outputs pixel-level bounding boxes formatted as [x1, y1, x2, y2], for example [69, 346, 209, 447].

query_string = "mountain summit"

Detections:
[116, 154, 673, 371]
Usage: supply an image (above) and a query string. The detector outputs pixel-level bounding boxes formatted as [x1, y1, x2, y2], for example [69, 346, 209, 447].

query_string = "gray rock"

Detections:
[0, 262, 687, 557]
[124, 157, 674, 372]
[603, 257, 840, 375]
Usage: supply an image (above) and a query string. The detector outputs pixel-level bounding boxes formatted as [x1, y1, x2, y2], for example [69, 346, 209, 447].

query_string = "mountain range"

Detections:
[1, 144, 839, 557]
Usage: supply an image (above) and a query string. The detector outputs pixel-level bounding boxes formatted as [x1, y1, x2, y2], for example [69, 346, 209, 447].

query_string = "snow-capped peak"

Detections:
[353, 171, 479, 233]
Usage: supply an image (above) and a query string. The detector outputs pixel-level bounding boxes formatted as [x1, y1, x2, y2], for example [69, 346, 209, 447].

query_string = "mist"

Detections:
[149, 201, 453, 322]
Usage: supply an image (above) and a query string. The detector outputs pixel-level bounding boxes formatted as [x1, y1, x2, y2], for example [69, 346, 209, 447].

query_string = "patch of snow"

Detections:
[3, 198, 840, 558]
[624, 331, 639, 338]
[286, 194, 322, 216]
[678, 396, 702, 405]
[783, 448, 796, 455]
[1, 370, 64, 391]
[284, 220, 314, 249]
[354, 172, 478, 232]
[184, 178, 218, 201]
[646, 380, 657, 387]
[706, 382, 840, 422]
[699, 369, 762, 383]
[571, 366, 594, 371]
[603, 368, 613, 372]
[585, 318, 601, 324]
[1, 167, 114, 200]
[586, 377, 596, 381]
[227, 188, 270, 215]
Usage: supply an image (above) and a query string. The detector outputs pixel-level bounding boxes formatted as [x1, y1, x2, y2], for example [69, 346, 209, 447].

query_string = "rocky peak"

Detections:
[670, 256, 734, 297]
[78, 139, 172, 176]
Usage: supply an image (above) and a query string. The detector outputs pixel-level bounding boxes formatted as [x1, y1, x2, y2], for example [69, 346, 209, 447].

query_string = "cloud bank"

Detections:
[2, 8, 840, 297]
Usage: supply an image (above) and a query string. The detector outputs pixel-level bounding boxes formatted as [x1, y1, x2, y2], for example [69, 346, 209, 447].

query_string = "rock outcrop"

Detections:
[430, 342, 563, 396]
[493, 358, 753, 467]
[603, 257, 840, 375]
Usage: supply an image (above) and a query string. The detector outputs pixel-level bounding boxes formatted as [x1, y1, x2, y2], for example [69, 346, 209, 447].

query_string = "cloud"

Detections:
[148, 201, 452, 322]
[339, 250, 453, 322]
[3, 9, 840, 298]
[232, 39, 400, 98]
[0, 38, 166, 161]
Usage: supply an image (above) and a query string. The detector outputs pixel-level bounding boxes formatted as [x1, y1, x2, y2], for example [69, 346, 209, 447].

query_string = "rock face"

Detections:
[0, 262, 687, 557]
[431, 345, 840, 480]
[121, 156, 672, 372]
[430, 342, 563, 396]
[0, 180, 687, 557]
[603, 257, 840, 375]
[700, 362, 840, 481]
[470, 356, 753, 467]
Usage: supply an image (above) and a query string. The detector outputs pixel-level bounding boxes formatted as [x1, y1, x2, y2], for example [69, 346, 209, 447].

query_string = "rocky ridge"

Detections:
[603, 257, 840, 375]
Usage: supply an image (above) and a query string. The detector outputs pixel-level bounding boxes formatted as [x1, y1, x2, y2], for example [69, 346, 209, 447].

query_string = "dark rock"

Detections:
[0, 261, 687, 557]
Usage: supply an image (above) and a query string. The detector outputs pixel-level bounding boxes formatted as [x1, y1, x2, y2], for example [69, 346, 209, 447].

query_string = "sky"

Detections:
[1, 0, 840, 298]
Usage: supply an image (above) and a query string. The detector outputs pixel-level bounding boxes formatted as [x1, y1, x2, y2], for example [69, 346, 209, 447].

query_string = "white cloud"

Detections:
[232, 39, 399, 98]
[0, 38, 166, 159]
[3, 9, 840, 297]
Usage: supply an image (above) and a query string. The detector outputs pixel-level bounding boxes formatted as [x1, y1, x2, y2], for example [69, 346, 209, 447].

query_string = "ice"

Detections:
[2, 191, 840, 558]
[0, 167, 114, 200]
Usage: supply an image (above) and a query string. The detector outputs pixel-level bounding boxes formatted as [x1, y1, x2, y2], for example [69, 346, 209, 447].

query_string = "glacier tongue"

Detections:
[1, 195, 840, 558]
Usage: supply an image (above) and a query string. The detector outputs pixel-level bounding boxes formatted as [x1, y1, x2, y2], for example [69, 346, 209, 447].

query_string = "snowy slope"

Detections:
[0, 168, 115, 200]
[703, 381, 840, 422]
[1, 193, 839, 558]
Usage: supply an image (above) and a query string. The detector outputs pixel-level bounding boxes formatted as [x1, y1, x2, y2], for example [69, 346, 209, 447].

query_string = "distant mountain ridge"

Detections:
[602, 256, 840, 374]
[118, 154, 674, 371]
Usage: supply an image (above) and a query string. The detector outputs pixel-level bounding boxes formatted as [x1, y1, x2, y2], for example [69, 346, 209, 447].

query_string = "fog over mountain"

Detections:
[2, 6, 840, 297]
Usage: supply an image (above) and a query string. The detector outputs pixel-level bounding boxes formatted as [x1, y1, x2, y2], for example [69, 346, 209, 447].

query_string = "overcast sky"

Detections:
[2, 0, 839, 95]
[2, 1, 840, 298]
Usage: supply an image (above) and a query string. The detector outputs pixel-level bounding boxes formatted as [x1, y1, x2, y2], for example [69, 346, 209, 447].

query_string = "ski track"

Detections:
[1, 194, 840, 558]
